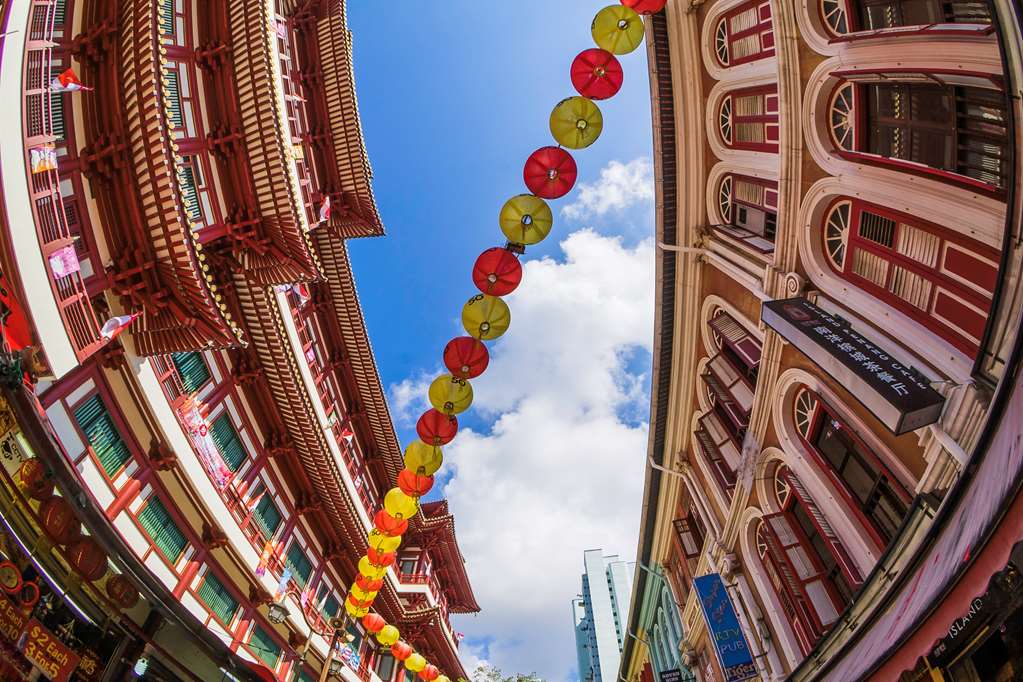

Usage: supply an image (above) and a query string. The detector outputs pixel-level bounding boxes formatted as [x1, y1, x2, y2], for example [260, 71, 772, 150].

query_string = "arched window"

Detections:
[793, 387, 913, 546]
[714, 0, 775, 66]
[714, 174, 779, 252]
[821, 198, 999, 357]
[820, 0, 992, 36]
[829, 76, 1010, 192]
[719, 86, 779, 152]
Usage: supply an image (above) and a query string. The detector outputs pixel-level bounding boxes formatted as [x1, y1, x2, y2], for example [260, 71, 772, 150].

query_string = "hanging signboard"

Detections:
[20, 618, 80, 682]
[659, 668, 683, 682]
[693, 574, 758, 682]
[0, 594, 27, 642]
[761, 298, 945, 434]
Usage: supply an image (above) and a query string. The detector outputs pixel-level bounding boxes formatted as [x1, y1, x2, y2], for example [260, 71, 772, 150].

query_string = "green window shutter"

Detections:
[138, 497, 187, 563]
[198, 572, 238, 626]
[322, 595, 340, 620]
[159, 0, 175, 37]
[284, 544, 312, 588]
[291, 669, 315, 682]
[249, 626, 281, 669]
[252, 495, 282, 538]
[171, 351, 210, 393]
[210, 414, 247, 472]
[73, 395, 131, 477]
[165, 68, 183, 127]
[178, 160, 203, 224]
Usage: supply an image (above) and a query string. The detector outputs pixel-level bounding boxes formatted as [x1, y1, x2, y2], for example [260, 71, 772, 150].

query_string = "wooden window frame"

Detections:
[719, 85, 780, 152]
[715, 0, 776, 66]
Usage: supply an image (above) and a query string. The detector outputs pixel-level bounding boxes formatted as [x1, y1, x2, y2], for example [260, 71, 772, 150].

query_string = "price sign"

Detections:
[21, 618, 80, 682]
[0, 595, 27, 643]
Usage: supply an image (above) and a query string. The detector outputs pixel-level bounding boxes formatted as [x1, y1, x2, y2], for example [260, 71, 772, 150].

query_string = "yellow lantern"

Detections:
[345, 601, 369, 618]
[376, 624, 400, 647]
[427, 375, 473, 416]
[350, 586, 377, 602]
[368, 529, 403, 553]
[499, 194, 553, 246]
[404, 440, 444, 476]
[550, 97, 603, 149]
[591, 5, 644, 55]
[462, 295, 511, 341]
[384, 487, 419, 519]
[358, 556, 388, 580]
[405, 653, 427, 672]
[436, 676, 450, 682]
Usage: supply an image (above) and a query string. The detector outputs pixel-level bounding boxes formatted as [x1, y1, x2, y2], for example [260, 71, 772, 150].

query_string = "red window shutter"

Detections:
[673, 517, 704, 559]
[783, 470, 863, 587]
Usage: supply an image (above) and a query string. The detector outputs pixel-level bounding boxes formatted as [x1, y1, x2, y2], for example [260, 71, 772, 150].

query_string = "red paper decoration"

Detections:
[420, 665, 440, 681]
[571, 49, 624, 100]
[392, 641, 413, 661]
[16, 458, 52, 501]
[38, 496, 81, 546]
[356, 575, 384, 592]
[367, 548, 396, 567]
[417, 409, 458, 445]
[374, 510, 409, 537]
[398, 469, 435, 498]
[348, 593, 373, 609]
[106, 574, 139, 609]
[362, 613, 386, 633]
[472, 247, 522, 297]
[524, 146, 577, 199]
[67, 537, 107, 582]
[442, 338, 490, 381]
[621, 0, 667, 14]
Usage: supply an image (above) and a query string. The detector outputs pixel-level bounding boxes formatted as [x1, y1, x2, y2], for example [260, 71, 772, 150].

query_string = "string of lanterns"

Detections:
[343, 1, 664, 679]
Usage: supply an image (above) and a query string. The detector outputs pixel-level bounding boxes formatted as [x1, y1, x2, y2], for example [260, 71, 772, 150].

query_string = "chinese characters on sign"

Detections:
[693, 574, 758, 682]
[761, 298, 945, 434]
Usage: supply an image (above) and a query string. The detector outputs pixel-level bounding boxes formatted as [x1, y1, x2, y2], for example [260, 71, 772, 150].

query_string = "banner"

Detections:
[20, 618, 80, 682]
[693, 574, 757, 682]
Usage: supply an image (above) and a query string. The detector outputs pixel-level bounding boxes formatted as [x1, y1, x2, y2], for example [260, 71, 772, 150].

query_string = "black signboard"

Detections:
[659, 669, 683, 682]
[761, 298, 945, 434]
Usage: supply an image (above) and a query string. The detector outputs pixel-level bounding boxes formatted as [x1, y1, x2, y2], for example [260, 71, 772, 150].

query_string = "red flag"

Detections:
[0, 275, 32, 352]
[245, 489, 266, 513]
[50, 68, 92, 92]
[100, 312, 140, 340]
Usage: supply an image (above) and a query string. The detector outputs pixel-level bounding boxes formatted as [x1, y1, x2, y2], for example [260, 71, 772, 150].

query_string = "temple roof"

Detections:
[420, 500, 482, 614]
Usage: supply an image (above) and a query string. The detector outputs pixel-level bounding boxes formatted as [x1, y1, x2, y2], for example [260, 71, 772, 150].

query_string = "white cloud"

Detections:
[561, 158, 654, 221]
[438, 230, 654, 681]
[388, 370, 433, 426]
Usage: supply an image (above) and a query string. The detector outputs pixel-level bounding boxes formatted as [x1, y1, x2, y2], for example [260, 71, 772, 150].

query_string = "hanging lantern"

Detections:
[367, 547, 396, 568]
[405, 653, 427, 673]
[462, 295, 511, 341]
[420, 665, 440, 682]
[571, 48, 624, 100]
[404, 440, 444, 476]
[363, 613, 386, 633]
[391, 641, 413, 661]
[592, 5, 644, 55]
[106, 574, 139, 609]
[350, 586, 378, 602]
[621, 0, 668, 14]
[358, 556, 388, 580]
[550, 97, 604, 149]
[345, 601, 369, 618]
[383, 487, 419, 519]
[398, 469, 435, 498]
[356, 575, 384, 592]
[376, 624, 400, 647]
[523, 146, 577, 199]
[67, 537, 107, 582]
[499, 194, 553, 246]
[16, 458, 52, 501]
[416, 409, 458, 446]
[347, 592, 374, 609]
[38, 496, 81, 546]
[368, 529, 403, 553]
[427, 375, 473, 416]
[374, 510, 409, 537]
[472, 248, 522, 297]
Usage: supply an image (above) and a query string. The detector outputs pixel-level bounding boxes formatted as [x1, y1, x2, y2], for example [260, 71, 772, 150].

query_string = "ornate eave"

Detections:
[418, 501, 481, 614]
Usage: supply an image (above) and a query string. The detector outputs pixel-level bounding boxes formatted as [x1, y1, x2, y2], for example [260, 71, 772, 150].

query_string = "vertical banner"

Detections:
[693, 574, 757, 682]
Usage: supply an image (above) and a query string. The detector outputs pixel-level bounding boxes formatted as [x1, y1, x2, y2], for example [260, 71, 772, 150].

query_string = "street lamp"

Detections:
[264, 588, 353, 682]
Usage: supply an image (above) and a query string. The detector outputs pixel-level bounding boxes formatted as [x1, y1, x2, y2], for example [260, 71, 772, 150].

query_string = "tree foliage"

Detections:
[470, 663, 544, 682]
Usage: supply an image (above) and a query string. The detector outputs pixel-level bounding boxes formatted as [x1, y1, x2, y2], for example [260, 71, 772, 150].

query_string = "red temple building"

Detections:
[0, 0, 478, 680]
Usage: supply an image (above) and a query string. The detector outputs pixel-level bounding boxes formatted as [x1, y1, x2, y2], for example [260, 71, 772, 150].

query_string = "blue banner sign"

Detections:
[693, 574, 758, 682]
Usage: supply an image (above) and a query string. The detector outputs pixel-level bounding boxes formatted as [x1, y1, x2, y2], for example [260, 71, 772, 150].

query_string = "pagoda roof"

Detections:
[418, 500, 482, 614]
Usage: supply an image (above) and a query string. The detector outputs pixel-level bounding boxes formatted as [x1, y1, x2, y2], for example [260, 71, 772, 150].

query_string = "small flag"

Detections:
[50, 68, 92, 92]
[274, 569, 292, 601]
[300, 585, 313, 608]
[455, 632, 465, 641]
[305, 347, 316, 365]
[30, 144, 58, 174]
[256, 541, 274, 577]
[291, 283, 310, 306]
[48, 244, 80, 279]
[245, 489, 266, 513]
[318, 195, 331, 224]
[100, 312, 141, 340]
[340, 425, 355, 446]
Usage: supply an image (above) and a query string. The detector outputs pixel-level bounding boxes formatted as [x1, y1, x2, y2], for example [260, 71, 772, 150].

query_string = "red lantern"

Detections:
[417, 409, 458, 445]
[374, 510, 409, 538]
[356, 575, 383, 592]
[442, 338, 490, 381]
[66, 537, 107, 582]
[621, 0, 667, 14]
[420, 665, 440, 681]
[391, 641, 413, 661]
[106, 574, 139, 609]
[398, 469, 435, 498]
[524, 146, 577, 200]
[38, 496, 81, 546]
[472, 248, 522, 297]
[362, 613, 386, 633]
[571, 49, 624, 100]
[367, 548, 396, 567]
[16, 459, 52, 501]
[348, 593, 374, 609]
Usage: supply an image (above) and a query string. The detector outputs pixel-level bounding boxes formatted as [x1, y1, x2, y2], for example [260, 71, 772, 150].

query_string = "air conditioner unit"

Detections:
[735, 206, 767, 235]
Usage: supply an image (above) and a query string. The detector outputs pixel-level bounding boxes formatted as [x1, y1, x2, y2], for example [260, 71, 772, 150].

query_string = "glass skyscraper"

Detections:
[572, 549, 635, 682]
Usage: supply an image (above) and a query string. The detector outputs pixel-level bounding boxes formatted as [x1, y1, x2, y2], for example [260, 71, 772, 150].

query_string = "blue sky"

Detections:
[347, 2, 655, 679]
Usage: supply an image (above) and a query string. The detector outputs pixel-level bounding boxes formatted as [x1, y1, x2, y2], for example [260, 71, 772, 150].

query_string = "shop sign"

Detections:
[75, 648, 102, 681]
[659, 669, 683, 682]
[693, 574, 758, 682]
[0, 595, 27, 643]
[21, 618, 80, 682]
[761, 298, 945, 434]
